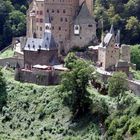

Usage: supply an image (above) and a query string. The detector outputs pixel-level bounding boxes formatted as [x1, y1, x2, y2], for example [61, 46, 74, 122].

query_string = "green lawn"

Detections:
[0, 48, 14, 59]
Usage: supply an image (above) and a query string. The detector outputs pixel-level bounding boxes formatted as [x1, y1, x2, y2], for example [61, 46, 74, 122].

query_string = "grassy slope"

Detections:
[0, 69, 101, 140]
[0, 49, 14, 59]
[0, 69, 140, 140]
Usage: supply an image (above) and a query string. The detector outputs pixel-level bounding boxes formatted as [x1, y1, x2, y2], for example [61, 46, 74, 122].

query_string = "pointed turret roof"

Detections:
[110, 24, 115, 34]
[115, 30, 120, 45]
[74, 2, 95, 24]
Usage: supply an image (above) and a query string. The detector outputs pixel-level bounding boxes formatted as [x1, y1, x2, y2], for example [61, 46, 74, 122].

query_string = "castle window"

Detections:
[40, 19, 43, 23]
[39, 45, 41, 49]
[60, 17, 63, 22]
[40, 27, 42, 31]
[46, 25, 49, 30]
[40, 11, 43, 15]
[63, 9, 66, 13]
[65, 18, 68, 22]
[59, 27, 61, 30]
[51, 17, 53, 21]
[33, 45, 35, 49]
[52, 9, 54, 13]
[88, 24, 93, 27]
[28, 44, 30, 48]
[47, 9, 49, 13]
[57, 10, 59, 13]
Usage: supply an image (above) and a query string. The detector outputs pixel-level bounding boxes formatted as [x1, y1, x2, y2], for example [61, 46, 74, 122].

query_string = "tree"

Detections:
[0, 68, 7, 111]
[61, 53, 94, 117]
[64, 52, 78, 70]
[108, 72, 128, 97]
[108, 72, 128, 109]
[131, 45, 140, 70]
[8, 10, 26, 36]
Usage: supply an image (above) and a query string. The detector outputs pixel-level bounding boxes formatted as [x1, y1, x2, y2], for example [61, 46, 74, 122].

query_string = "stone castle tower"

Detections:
[27, 0, 96, 53]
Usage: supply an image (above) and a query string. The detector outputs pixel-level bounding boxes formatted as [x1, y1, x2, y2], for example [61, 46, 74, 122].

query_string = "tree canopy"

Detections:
[0, 0, 28, 50]
[131, 45, 140, 70]
[61, 53, 94, 117]
[108, 72, 128, 97]
[94, 0, 140, 44]
[0, 68, 7, 111]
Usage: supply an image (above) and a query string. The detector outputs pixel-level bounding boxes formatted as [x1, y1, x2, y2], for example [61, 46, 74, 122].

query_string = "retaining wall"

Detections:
[0, 57, 24, 68]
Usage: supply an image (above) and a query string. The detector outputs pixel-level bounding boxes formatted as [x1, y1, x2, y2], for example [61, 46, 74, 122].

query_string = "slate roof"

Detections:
[103, 33, 113, 46]
[24, 32, 57, 51]
[116, 60, 129, 67]
[74, 2, 95, 24]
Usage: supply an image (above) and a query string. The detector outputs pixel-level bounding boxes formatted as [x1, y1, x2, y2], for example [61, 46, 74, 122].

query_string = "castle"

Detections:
[27, 0, 96, 54]
[13, 0, 132, 86]
[89, 25, 131, 75]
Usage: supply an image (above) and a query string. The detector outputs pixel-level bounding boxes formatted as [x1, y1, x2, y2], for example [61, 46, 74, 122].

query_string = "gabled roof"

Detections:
[74, 2, 95, 24]
[24, 32, 57, 52]
[110, 24, 115, 34]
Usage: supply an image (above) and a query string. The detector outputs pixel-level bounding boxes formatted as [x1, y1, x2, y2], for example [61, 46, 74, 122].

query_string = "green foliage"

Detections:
[0, 48, 14, 58]
[94, 0, 140, 44]
[64, 52, 78, 70]
[108, 72, 128, 97]
[62, 55, 94, 116]
[0, 69, 101, 140]
[0, 68, 7, 111]
[0, 0, 27, 49]
[131, 45, 140, 70]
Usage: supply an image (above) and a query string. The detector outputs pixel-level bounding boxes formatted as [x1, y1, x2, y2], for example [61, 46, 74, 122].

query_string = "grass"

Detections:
[131, 69, 140, 80]
[0, 69, 101, 140]
[0, 48, 14, 59]
[0, 69, 140, 140]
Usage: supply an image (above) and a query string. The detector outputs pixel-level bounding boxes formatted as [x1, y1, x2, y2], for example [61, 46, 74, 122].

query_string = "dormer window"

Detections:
[46, 25, 49, 30]
[33, 45, 35, 49]
[39, 45, 41, 49]
[28, 44, 30, 48]
[75, 26, 79, 30]
[45, 44, 47, 48]
[74, 25, 80, 35]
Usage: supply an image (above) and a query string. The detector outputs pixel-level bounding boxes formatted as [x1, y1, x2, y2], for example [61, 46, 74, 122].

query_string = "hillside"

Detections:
[0, 69, 100, 140]
[0, 69, 140, 140]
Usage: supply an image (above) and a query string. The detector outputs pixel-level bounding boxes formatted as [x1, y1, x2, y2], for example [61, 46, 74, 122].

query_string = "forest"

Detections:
[94, 0, 140, 44]
[0, 0, 28, 50]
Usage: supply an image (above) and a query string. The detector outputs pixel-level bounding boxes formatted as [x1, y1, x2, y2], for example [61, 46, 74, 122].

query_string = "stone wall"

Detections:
[24, 50, 58, 68]
[69, 23, 96, 51]
[97, 71, 140, 96]
[15, 69, 61, 86]
[128, 80, 140, 96]
[0, 57, 24, 68]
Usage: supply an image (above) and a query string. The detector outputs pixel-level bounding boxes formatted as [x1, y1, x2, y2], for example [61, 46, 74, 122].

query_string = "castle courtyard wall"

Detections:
[0, 58, 24, 68]
[15, 69, 61, 86]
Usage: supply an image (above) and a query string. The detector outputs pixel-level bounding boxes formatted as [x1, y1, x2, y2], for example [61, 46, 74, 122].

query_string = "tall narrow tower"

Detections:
[79, 0, 93, 15]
